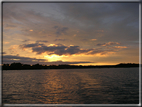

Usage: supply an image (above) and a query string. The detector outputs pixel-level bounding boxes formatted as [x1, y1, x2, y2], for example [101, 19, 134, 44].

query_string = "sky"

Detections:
[2, 2, 139, 65]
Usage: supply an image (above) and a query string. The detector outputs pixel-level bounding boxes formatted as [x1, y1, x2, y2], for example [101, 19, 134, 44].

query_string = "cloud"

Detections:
[113, 46, 127, 49]
[3, 3, 138, 48]
[96, 42, 120, 46]
[20, 43, 93, 55]
[4, 42, 10, 44]
[58, 3, 138, 28]
[54, 39, 67, 41]
[2, 3, 138, 65]
[2, 55, 94, 65]
[29, 29, 33, 32]
[91, 39, 97, 41]
[44, 61, 94, 65]
[19, 42, 127, 56]
[3, 55, 47, 64]
[20, 43, 40, 48]
[3, 3, 60, 40]
[53, 26, 69, 36]
[81, 39, 88, 41]
[57, 3, 139, 44]
[22, 40, 48, 43]
[3, 4, 47, 24]
[36, 40, 48, 43]
[8, 45, 20, 54]
[73, 34, 77, 37]
[1, 52, 6, 55]
[22, 39, 30, 42]
[4, 24, 17, 29]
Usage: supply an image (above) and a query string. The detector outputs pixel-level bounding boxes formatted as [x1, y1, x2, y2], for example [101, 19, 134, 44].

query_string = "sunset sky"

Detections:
[3, 2, 139, 65]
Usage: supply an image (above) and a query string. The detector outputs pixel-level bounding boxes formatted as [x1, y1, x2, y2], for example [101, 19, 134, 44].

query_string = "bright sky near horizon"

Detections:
[2, 2, 139, 65]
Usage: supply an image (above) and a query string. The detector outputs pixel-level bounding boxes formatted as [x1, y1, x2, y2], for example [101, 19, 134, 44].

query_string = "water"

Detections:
[3, 68, 139, 104]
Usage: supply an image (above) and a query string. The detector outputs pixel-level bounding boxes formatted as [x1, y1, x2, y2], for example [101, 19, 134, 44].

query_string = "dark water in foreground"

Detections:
[3, 68, 139, 104]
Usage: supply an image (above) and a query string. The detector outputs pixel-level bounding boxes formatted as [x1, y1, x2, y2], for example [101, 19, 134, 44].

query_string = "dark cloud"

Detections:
[20, 43, 40, 48]
[58, 3, 138, 28]
[22, 39, 30, 42]
[81, 38, 88, 41]
[2, 55, 94, 65]
[20, 43, 93, 55]
[1, 52, 6, 55]
[19, 43, 126, 56]
[44, 61, 94, 65]
[3, 55, 47, 64]
[57, 3, 139, 44]
[53, 26, 69, 36]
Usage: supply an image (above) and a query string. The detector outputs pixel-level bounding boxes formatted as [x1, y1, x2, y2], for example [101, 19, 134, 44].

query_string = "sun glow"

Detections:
[48, 44, 57, 46]
[44, 54, 67, 61]
[29, 29, 33, 31]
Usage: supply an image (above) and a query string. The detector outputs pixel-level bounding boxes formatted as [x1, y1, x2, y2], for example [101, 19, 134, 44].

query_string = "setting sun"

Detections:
[44, 54, 65, 62]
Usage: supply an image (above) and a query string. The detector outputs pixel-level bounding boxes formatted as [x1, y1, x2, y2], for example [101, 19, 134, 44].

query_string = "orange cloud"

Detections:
[73, 34, 77, 37]
[114, 46, 127, 48]
[29, 29, 33, 31]
[91, 39, 97, 41]
[97, 42, 120, 46]
[4, 42, 10, 44]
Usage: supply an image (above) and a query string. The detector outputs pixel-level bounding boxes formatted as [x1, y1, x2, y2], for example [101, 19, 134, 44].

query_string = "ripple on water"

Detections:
[3, 68, 139, 104]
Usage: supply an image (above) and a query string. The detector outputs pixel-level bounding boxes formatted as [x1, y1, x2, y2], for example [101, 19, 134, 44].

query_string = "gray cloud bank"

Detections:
[3, 3, 139, 45]
[3, 55, 93, 65]
[20, 42, 126, 56]
[53, 26, 69, 36]
[3, 55, 47, 64]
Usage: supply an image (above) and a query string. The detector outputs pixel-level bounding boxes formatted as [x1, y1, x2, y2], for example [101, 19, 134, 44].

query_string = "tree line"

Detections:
[2, 62, 140, 70]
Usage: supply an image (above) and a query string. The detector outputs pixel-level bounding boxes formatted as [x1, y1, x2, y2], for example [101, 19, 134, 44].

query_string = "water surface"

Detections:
[3, 68, 139, 104]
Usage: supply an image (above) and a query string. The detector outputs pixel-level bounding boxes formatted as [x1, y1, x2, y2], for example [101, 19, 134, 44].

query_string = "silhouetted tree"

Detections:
[32, 63, 43, 69]
[10, 62, 23, 69]
[2, 64, 10, 70]
[22, 64, 31, 69]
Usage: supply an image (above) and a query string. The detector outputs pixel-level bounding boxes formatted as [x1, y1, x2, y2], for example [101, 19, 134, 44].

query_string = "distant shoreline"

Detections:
[2, 63, 140, 70]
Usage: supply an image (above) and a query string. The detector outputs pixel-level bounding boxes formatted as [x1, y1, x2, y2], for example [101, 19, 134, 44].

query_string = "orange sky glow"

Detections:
[2, 3, 139, 65]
